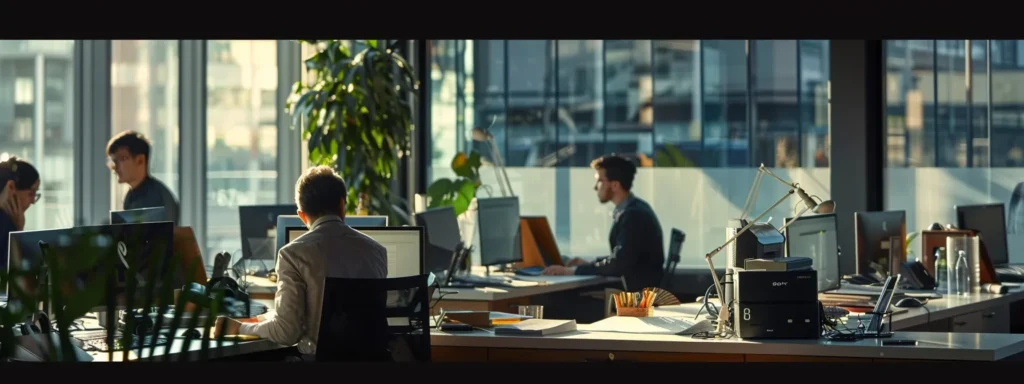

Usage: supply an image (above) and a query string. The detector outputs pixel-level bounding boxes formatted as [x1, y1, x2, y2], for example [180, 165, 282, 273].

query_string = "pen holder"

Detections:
[615, 306, 653, 317]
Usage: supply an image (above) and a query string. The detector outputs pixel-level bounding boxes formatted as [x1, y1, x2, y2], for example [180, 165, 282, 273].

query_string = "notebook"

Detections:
[494, 319, 577, 336]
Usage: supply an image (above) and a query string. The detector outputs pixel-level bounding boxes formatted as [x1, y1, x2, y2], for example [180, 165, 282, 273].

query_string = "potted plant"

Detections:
[426, 150, 485, 217]
[287, 39, 418, 225]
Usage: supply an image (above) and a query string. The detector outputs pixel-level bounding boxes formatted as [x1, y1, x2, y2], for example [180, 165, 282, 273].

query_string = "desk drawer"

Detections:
[980, 304, 1011, 333]
[950, 311, 983, 333]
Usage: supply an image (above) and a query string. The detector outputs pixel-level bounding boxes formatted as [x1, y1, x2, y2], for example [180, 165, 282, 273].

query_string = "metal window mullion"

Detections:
[179, 40, 208, 261]
[277, 40, 301, 205]
[73, 40, 112, 227]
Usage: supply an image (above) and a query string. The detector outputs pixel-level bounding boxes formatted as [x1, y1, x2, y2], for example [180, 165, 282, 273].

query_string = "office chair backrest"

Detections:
[316, 274, 432, 362]
[662, 228, 685, 289]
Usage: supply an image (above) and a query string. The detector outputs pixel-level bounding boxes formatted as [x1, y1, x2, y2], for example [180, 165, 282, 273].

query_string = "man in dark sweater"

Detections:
[543, 155, 665, 291]
[107, 131, 180, 225]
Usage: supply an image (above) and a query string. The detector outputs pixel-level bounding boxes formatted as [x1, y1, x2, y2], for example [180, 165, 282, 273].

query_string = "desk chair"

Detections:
[315, 274, 431, 362]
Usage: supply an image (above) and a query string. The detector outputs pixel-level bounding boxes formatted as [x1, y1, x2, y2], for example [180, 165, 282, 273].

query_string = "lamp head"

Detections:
[795, 187, 835, 214]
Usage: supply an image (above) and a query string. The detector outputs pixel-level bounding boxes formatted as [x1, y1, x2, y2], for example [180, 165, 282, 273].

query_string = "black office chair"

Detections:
[661, 228, 685, 290]
[315, 274, 432, 362]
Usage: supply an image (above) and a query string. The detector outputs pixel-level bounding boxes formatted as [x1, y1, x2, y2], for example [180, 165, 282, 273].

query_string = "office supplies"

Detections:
[648, 287, 681, 306]
[894, 297, 924, 308]
[743, 256, 813, 272]
[476, 197, 524, 273]
[981, 283, 1010, 294]
[440, 323, 473, 332]
[351, 226, 425, 278]
[785, 213, 841, 292]
[614, 289, 658, 317]
[854, 210, 906, 276]
[110, 207, 170, 224]
[494, 319, 576, 336]
[733, 269, 820, 339]
[882, 339, 917, 346]
[442, 311, 531, 327]
[584, 316, 703, 335]
[703, 163, 835, 337]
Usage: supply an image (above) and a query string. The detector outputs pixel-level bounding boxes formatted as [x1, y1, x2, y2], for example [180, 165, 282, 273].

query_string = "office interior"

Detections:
[4, 39, 1024, 363]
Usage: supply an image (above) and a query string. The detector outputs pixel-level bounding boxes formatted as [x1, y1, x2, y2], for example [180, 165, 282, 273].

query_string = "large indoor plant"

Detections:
[288, 40, 418, 225]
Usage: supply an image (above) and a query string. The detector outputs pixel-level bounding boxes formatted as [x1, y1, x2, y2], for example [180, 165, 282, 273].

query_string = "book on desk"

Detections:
[494, 319, 577, 336]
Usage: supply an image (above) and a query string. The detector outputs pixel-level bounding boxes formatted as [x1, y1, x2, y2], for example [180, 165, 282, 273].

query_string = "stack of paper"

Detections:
[494, 319, 577, 336]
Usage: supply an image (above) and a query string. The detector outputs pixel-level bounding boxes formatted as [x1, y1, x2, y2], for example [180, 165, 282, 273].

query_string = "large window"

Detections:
[205, 40, 278, 257]
[885, 40, 1024, 261]
[429, 40, 831, 267]
[0, 40, 75, 230]
[111, 40, 179, 208]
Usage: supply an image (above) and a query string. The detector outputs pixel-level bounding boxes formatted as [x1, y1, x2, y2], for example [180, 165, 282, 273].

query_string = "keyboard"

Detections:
[75, 331, 169, 352]
[515, 266, 545, 276]
[452, 275, 516, 287]
[823, 306, 850, 319]
[998, 265, 1024, 275]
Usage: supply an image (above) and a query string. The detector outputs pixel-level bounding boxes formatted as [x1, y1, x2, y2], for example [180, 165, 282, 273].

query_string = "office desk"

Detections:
[432, 288, 1024, 362]
[432, 327, 1024, 362]
[86, 328, 289, 362]
[431, 274, 621, 316]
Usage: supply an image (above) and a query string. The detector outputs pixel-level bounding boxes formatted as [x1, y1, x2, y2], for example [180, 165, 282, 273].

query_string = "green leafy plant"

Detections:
[0, 229, 224, 362]
[654, 144, 696, 167]
[288, 39, 418, 225]
[426, 151, 483, 216]
[906, 231, 919, 257]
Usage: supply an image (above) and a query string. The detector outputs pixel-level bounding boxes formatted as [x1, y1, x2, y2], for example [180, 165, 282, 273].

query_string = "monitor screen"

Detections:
[239, 205, 299, 261]
[854, 210, 906, 275]
[785, 213, 840, 292]
[956, 203, 1009, 266]
[282, 226, 423, 278]
[476, 197, 523, 266]
[276, 215, 389, 254]
[415, 206, 461, 274]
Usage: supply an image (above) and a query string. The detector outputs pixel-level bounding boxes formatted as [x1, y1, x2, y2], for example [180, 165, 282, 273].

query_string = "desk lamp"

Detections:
[471, 116, 514, 197]
[704, 164, 835, 337]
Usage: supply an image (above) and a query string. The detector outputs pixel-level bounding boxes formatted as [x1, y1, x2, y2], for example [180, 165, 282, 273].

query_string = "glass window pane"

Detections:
[111, 40, 180, 209]
[206, 40, 278, 258]
[0, 40, 75, 230]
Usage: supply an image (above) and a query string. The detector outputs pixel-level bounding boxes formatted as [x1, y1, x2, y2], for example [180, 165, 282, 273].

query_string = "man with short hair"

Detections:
[107, 131, 180, 224]
[215, 166, 388, 356]
[543, 155, 665, 291]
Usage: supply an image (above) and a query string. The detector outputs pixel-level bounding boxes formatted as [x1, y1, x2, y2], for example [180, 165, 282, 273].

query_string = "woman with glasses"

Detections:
[0, 155, 41, 257]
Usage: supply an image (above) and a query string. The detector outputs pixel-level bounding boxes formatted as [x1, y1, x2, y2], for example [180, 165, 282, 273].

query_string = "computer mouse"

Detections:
[183, 328, 202, 338]
[894, 297, 925, 308]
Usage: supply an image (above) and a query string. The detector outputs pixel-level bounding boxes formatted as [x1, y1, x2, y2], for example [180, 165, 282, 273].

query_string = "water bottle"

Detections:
[933, 247, 947, 291]
[954, 250, 970, 296]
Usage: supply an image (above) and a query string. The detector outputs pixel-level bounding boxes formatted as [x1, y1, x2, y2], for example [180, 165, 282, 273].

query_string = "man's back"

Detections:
[269, 216, 387, 354]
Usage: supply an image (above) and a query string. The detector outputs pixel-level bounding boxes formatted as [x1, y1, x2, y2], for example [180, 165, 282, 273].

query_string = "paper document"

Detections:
[583, 316, 698, 335]
[512, 275, 594, 284]
[494, 319, 577, 336]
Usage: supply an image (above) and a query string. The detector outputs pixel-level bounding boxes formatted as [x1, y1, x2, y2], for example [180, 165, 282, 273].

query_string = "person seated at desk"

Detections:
[214, 166, 388, 358]
[107, 130, 180, 224]
[543, 155, 665, 291]
[0, 156, 40, 256]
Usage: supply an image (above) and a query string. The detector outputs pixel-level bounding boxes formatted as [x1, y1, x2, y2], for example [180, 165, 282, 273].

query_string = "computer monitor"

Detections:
[281, 226, 423, 278]
[110, 207, 170, 224]
[854, 210, 907, 276]
[476, 197, 523, 267]
[274, 214, 389, 254]
[238, 204, 298, 262]
[955, 203, 1009, 266]
[7, 222, 175, 313]
[414, 206, 461, 275]
[784, 213, 840, 292]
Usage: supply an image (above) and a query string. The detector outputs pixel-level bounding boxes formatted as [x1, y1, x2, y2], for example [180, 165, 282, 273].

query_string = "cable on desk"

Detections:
[694, 284, 719, 321]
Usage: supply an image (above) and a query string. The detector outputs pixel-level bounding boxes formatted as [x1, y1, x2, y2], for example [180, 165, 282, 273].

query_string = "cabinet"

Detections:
[948, 304, 1010, 333]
